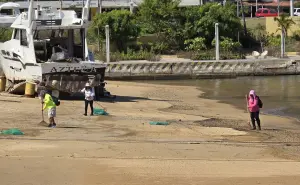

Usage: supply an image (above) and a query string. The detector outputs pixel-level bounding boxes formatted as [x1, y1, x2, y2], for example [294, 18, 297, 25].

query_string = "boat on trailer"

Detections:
[0, 0, 106, 95]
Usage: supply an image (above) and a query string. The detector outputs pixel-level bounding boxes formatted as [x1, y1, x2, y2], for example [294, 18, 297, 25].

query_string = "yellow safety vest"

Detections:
[43, 93, 56, 110]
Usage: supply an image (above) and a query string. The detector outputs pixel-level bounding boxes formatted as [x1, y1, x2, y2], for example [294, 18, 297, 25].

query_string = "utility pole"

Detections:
[199, 0, 203, 6]
[290, 0, 294, 17]
[256, 0, 258, 12]
[237, 0, 239, 17]
[237, 0, 240, 42]
[98, 0, 102, 13]
[215, 23, 220, 61]
[277, 0, 280, 15]
[130, 0, 134, 14]
[97, 0, 102, 51]
[105, 25, 110, 63]
[60, 0, 62, 10]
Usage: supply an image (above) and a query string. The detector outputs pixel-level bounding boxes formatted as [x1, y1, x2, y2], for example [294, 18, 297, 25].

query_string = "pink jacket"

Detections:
[247, 90, 259, 112]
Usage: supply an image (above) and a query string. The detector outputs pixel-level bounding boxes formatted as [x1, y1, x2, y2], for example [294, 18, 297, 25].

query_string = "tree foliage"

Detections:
[137, 1, 242, 50]
[90, 1, 243, 53]
[92, 10, 140, 51]
[193, 3, 242, 46]
[0, 28, 12, 42]
[212, 37, 242, 52]
[137, 0, 180, 35]
[274, 13, 295, 57]
[274, 13, 295, 36]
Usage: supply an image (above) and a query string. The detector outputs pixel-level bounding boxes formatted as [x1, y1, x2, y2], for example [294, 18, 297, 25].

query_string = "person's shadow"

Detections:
[59, 92, 170, 103]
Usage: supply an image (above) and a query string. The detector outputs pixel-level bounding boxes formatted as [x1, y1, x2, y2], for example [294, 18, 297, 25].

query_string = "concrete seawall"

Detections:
[1, 59, 299, 81]
[104, 59, 300, 80]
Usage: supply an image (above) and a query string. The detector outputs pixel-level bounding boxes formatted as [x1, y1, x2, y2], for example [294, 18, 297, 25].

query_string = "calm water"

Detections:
[144, 76, 300, 120]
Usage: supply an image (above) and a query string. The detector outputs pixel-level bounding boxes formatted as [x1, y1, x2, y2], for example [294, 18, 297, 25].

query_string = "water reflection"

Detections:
[146, 76, 300, 120]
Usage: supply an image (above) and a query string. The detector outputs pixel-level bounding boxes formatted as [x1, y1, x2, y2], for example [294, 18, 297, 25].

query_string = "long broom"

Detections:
[38, 103, 47, 126]
[245, 95, 252, 129]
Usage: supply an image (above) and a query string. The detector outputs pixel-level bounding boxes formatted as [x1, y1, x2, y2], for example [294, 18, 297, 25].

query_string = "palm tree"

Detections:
[274, 14, 295, 58]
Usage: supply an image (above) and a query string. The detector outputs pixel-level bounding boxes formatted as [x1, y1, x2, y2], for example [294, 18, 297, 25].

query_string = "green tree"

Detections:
[194, 3, 242, 46]
[137, 0, 182, 49]
[274, 14, 295, 57]
[92, 10, 140, 51]
[251, 23, 268, 52]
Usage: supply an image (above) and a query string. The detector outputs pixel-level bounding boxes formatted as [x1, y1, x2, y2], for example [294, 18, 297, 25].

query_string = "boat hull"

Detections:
[0, 54, 106, 93]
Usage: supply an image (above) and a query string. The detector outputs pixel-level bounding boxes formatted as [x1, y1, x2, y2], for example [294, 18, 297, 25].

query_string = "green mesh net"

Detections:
[93, 108, 109, 116]
[0, 128, 24, 135]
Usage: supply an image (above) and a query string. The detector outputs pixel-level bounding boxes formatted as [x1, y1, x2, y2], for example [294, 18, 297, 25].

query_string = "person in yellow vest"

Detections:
[40, 90, 57, 128]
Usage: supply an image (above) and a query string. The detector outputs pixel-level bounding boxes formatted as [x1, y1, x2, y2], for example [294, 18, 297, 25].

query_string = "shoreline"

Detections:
[1, 80, 300, 184]
[135, 79, 300, 126]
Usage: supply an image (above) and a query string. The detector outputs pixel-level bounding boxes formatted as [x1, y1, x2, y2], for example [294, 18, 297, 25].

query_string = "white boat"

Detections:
[0, 2, 20, 27]
[0, 0, 106, 94]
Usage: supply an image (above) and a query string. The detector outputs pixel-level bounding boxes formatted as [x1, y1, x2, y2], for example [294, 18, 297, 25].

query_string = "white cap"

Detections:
[52, 80, 58, 87]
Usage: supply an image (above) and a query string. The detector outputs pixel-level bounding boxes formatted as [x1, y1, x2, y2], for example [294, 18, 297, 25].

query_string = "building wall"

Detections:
[266, 16, 300, 36]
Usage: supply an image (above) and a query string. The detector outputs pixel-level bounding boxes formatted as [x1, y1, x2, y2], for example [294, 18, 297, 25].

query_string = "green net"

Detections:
[93, 108, 109, 116]
[0, 128, 24, 135]
[149, 121, 169, 125]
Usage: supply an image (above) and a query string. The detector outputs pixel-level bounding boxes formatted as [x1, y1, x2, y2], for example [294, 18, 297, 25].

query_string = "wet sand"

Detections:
[0, 81, 300, 185]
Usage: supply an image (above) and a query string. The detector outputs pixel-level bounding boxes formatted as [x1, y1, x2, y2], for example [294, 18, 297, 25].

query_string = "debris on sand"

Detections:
[149, 121, 169, 125]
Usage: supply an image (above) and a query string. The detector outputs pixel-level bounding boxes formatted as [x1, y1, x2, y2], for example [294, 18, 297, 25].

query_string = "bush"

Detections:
[184, 37, 207, 52]
[212, 37, 242, 52]
[177, 50, 246, 60]
[94, 49, 161, 62]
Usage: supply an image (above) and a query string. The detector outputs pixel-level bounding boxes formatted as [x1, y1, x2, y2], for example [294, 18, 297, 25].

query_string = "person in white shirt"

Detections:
[81, 83, 95, 116]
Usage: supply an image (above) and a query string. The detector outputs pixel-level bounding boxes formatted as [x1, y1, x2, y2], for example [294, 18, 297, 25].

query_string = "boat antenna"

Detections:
[81, 0, 91, 20]
[28, 0, 34, 34]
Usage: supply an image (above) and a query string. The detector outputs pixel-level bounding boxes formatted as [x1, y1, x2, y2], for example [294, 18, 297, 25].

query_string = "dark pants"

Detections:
[250, 111, 261, 129]
[85, 100, 94, 115]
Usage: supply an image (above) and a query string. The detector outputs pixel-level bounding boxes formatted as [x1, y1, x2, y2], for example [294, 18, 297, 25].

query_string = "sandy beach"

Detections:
[1, 81, 300, 185]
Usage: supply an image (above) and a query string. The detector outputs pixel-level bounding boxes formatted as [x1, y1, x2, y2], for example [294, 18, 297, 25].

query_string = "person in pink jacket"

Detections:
[247, 90, 261, 130]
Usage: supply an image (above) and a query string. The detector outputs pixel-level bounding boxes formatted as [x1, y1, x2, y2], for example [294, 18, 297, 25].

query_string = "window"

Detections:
[20, 29, 28, 46]
[263, 10, 268, 14]
[0, 9, 13, 16]
[270, 9, 277, 13]
[13, 29, 20, 40]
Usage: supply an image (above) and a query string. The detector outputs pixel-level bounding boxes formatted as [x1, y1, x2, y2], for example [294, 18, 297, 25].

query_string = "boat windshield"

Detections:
[33, 28, 85, 63]
[0, 8, 19, 16]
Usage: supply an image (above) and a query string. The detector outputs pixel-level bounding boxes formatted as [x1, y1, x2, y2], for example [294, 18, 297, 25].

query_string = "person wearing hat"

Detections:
[40, 90, 57, 127]
[81, 82, 95, 116]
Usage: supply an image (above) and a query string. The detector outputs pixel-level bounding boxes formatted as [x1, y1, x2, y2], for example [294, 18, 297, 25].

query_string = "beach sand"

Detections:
[0, 81, 300, 185]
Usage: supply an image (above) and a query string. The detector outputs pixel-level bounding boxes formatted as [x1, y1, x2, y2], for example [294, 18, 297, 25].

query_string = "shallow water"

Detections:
[143, 75, 300, 120]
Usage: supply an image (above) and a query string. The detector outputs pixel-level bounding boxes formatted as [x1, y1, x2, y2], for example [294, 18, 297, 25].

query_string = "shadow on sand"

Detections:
[59, 93, 170, 103]
[0, 99, 21, 103]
